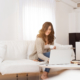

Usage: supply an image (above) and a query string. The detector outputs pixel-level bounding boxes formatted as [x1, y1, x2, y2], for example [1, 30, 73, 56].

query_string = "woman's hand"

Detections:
[53, 46, 56, 49]
[48, 59, 49, 62]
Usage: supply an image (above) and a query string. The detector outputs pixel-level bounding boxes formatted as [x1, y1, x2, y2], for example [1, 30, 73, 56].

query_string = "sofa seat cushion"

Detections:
[1, 59, 40, 75]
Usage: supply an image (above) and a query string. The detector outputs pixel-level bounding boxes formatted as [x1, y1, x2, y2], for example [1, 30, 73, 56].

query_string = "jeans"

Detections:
[38, 52, 50, 73]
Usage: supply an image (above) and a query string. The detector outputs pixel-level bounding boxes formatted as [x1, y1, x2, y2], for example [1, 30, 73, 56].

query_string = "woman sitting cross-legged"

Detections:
[29, 22, 56, 80]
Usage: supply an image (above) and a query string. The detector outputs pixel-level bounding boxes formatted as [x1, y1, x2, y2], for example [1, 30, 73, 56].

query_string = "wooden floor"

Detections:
[0, 69, 67, 80]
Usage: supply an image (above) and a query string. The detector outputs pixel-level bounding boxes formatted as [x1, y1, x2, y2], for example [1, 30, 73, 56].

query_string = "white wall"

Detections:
[0, 0, 56, 41]
[56, 2, 74, 45]
[69, 8, 80, 33]
[0, 0, 77, 43]
[0, 0, 19, 41]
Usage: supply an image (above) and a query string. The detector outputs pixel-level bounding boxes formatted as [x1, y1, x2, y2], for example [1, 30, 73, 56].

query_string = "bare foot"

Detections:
[41, 75, 48, 80]
[33, 59, 38, 62]
[41, 71, 48, 80]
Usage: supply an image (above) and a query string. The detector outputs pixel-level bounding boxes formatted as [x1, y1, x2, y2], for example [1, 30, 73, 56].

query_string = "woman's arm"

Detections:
[36, 38, 49, 62]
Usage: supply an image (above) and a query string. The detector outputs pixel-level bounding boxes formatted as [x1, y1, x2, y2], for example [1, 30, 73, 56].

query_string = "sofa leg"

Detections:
[16, 74, 18, 80]
[26, 73, 28, 80]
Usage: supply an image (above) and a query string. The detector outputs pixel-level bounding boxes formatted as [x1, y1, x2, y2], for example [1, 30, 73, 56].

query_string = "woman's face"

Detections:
[45, 26, 51, 36]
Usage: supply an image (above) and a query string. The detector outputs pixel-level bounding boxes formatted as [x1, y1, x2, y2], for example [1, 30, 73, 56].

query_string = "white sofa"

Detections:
[0, 41, 75, 76]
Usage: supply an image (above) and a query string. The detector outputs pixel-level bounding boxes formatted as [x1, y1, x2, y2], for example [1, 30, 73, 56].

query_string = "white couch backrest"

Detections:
[0, 40, 75, 61]
[27, 41, 35, 59]
[0, 41, 28, 60]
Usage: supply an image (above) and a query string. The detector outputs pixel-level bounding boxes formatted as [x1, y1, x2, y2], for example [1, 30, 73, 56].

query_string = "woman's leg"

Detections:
[38, 52, 50, 72]
[38, 52, 50, 79]
[43, 52, 50, 73]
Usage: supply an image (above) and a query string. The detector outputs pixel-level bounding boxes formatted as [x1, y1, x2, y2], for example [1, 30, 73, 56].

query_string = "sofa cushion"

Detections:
[27, 41, 35, 59]
[0, 44, 7, 61]
[1, 59, 39, 75]
[0, 41, 28, 60]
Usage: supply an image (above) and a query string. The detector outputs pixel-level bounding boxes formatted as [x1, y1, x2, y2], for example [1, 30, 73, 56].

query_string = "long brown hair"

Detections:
[37, 22, 55, 44]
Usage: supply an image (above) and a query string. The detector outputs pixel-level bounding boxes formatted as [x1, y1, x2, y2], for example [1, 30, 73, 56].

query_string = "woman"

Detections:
[29, 22, 56, 79]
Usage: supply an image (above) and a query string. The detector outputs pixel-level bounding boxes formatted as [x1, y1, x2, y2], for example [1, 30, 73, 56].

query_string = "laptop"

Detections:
[49, 50, 72, 65]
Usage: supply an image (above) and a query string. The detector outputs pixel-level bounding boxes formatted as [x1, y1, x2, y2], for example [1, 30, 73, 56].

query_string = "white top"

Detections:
[44, 44, 50, 49]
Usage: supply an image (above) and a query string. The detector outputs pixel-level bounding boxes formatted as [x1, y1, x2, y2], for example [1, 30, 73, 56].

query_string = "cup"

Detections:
[50, 45, 55, 49]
